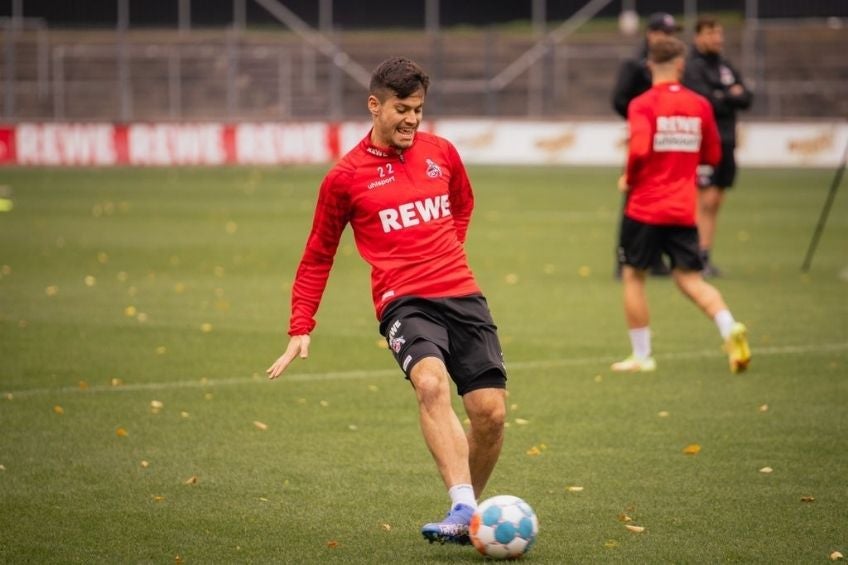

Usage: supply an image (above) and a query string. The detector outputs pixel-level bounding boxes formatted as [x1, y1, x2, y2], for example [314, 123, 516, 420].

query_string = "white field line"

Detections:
[4, 341, 847, 399]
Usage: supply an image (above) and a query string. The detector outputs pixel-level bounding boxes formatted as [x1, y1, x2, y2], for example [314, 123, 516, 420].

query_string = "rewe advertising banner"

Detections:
[0, 121, 845, 168]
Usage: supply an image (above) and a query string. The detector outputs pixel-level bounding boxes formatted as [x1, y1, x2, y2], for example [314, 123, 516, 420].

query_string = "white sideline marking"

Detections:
[4, 342, 847, 398]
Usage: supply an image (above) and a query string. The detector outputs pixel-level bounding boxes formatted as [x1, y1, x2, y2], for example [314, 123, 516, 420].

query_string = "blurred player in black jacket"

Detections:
[683, 16, 753, 277]
[611, 12, 682, 119]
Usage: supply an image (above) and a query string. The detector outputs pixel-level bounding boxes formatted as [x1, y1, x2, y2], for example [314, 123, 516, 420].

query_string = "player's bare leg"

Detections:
[612, 266, 657, 371]
[410, 357, 471, 489]
[621, 266, 650, 328]
[672, 269, 727, 318]
[412, 357, 475, 544]
[462, 386, 506, 498]
[673, 269, 751, 371]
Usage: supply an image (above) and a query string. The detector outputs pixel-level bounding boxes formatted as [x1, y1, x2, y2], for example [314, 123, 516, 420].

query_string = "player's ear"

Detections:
[367, 95, 381, 117]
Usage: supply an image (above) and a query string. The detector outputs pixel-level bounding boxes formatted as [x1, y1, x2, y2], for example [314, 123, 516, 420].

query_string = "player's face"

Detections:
[368, 88, 425, 149]
[697, 25, 724, 55]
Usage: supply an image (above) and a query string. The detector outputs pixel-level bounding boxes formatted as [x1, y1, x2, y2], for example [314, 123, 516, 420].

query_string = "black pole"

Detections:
[801, 138, 848, 272]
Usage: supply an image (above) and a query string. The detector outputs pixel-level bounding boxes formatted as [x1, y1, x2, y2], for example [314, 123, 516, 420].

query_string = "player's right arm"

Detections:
[268, 169, 351, 379]
[267, 335, 310, 379]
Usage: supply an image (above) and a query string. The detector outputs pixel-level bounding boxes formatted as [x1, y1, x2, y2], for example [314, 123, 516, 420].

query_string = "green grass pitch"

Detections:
[0, 165, 846, 563]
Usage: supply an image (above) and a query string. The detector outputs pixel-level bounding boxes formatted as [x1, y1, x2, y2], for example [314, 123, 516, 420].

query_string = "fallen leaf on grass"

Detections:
[53, 405, 64, 415]
[566, 486, 584, 492]
[140, 460, 150, 468]
[152, 495, 165, 502]
[0, 464, 6, 471]
[759, 466, 773, 474]
[604, 540, 619, 548]
[831, 551, 844, 561]
[253, 421, 268, 431]
[381, 523, 392, 532]
[759, 404, 769, 412]
[514, 418, 529, 425]
[115, 427, 129, 437]
[625, 525, 646, 533]
[682, 443, 701, 455]
[326, 540, 339, 548]
[174, 555, 184, 564]
[183, 475, 198, 485]
[800, 496, 815, 503]
[657, 410, 670, 418]
[617, 513, 633, 523]
[526, 446, 542, 456]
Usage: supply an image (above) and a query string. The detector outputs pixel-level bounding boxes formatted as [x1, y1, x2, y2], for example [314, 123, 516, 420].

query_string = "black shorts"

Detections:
[698, 143, 737, 189]
[617, 216, 703, 271]
[378, 295, 507, 396]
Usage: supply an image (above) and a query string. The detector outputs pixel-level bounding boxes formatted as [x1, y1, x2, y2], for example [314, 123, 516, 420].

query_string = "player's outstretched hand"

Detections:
[267, 335, 310, 380]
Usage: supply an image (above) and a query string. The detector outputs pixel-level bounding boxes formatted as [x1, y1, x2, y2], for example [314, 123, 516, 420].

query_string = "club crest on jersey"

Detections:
[425, 158, 442, 178]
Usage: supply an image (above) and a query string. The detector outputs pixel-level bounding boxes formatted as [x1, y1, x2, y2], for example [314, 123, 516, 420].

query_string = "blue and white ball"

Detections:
[469, 495, 538, 559]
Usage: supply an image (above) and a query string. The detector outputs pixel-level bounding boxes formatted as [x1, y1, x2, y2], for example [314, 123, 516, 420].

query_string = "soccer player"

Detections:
[266, 57, 507, 545]
[611, 12, 682, 278]
[683, 16, 753, 277]
[613, 36, 751, 374]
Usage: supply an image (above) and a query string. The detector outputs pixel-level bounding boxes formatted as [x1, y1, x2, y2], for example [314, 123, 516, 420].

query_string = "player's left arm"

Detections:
[725, 60, 753, 110]
[700, 101, 723, 167]
[445, 141, 474, 243]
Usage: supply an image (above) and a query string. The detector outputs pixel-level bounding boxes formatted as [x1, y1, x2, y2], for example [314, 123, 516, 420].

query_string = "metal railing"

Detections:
[1, 2, 847, 121]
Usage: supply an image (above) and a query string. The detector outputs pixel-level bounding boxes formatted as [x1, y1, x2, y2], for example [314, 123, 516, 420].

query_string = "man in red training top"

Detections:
[613, 36, 751, 374]
[267, 57, 506, 545]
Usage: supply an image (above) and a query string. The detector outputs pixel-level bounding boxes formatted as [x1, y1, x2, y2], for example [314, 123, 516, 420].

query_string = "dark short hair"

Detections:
[695, 16, 720, 34]
[369, 57, 430, 100]
[648, 35, 686, 64]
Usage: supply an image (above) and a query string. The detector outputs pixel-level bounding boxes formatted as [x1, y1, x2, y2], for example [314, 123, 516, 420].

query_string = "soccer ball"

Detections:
[469, 495, 538, 559]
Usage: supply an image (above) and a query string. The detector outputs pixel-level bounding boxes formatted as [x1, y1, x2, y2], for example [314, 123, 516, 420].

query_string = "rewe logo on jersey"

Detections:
[378, 194, 451, 233]
[653, 115, 702, 153]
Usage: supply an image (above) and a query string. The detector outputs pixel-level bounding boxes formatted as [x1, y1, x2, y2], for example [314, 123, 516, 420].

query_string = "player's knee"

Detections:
[410, 360, 451, 405]
[466, 388, 506, 436]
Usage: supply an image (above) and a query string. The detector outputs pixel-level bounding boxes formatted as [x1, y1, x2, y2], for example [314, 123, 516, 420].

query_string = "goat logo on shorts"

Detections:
[389, 335, 406, 353]
[425, 158, 442, 178]
[387, 319, 406, 353]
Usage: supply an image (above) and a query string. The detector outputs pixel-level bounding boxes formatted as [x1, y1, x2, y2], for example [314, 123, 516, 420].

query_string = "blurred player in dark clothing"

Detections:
[611, 12, 682, 119]
[683, 16, 753, 277]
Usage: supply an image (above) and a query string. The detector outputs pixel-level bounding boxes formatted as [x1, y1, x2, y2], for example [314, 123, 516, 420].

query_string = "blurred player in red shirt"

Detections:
[266, 57, 506, 545]
[613, 36, 751, 374]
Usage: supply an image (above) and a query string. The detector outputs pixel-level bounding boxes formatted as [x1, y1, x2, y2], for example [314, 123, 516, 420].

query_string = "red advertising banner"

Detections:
[0, 127, 15, 164]
[0, 122, 342, 166]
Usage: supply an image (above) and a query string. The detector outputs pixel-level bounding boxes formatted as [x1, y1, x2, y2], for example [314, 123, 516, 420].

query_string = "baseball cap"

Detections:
[647, 12, 681, 33]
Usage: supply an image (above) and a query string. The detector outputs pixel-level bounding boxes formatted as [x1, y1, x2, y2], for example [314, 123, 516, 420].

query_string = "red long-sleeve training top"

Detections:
[288, 130, 481, 336]
[625, 81, 722, 226]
